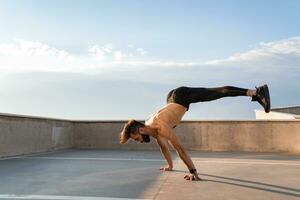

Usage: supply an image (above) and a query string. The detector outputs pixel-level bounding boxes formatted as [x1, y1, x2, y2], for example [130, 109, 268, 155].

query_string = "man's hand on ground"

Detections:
[159, 166, 173, 171]
[184, 173, 202, 181]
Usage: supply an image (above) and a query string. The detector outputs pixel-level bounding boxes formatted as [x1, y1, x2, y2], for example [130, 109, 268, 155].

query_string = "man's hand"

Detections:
[160, 166, 173, 171]
[184, 173, 202, 181]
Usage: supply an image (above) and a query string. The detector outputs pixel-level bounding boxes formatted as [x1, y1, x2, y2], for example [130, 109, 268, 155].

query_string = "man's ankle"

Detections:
[247, 89, 256, 97]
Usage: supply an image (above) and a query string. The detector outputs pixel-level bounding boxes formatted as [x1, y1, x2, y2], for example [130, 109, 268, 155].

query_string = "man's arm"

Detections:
[168, 133, 196, 171]
[163, 126, 201, 180]
[156, 135, 173, 171]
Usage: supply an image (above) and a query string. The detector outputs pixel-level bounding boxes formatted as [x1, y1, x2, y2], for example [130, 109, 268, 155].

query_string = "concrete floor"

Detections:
[0, 149, 299, 200]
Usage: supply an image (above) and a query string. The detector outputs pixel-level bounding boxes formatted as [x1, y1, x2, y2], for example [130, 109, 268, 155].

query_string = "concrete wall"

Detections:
[271, 106, 300, 115]
[0, 113, 73, 158]
[74, 120, 300, 154]
[1, 113, 300, 158]
[73, 121, 158, 150]
[177, 121, 300, 153]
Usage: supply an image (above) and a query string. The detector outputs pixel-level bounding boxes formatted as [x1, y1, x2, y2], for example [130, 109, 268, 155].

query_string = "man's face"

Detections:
[130, 133, 143, 143]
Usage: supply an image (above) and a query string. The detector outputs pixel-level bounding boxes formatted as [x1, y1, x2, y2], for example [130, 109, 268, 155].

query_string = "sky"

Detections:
[0, 0, 300, 120]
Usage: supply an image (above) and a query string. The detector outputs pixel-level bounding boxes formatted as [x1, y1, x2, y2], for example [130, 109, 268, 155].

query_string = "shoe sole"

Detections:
[262, 84, 271, 113]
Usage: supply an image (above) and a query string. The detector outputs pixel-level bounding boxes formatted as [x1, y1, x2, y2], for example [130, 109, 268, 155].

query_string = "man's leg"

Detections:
[186, 86, 253, 103]
[184, 85, 270, 113]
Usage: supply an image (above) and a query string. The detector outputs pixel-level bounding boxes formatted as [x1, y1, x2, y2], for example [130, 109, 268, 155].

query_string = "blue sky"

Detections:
[0, 0, 300, 120]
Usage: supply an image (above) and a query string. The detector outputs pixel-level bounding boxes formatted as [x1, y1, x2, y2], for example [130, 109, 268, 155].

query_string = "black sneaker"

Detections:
[251, 84, 271, 113]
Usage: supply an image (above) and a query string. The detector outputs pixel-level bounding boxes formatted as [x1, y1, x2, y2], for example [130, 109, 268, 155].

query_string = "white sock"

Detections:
[247, 89, 256, 97]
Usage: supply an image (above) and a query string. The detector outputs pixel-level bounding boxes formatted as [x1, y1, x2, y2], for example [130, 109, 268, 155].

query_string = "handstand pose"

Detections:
[119, 85, 271, 181]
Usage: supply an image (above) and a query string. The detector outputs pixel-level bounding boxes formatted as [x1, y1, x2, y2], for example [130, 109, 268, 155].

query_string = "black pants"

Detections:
[167, 86, 248, 111]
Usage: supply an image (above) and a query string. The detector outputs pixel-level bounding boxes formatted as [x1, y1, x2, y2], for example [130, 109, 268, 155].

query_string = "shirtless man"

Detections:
[119, 85, 271, 181]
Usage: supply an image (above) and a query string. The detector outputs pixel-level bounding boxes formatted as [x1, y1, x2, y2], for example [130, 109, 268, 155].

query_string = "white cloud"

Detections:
[87, 44, 149, 62]
[114, 51, 123, 60]
[0, 39, 71, 59]
[88, 45, 106, 60]
[136, 48, 147, 55]
[0, 39, 76, 72]
[205, 36, 300, 65]
[88, 44, 114, 60]
[1, 36, 300, 75]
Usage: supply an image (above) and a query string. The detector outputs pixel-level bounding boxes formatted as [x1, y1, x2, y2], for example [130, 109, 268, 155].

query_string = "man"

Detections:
[119, 85, 271, 181]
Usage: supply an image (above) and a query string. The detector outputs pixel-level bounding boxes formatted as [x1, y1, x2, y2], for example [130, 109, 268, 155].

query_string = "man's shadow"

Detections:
[172, 170, 300, 198]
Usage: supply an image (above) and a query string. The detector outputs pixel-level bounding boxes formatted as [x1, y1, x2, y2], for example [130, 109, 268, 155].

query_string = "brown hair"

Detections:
[119, 119, 145, 144]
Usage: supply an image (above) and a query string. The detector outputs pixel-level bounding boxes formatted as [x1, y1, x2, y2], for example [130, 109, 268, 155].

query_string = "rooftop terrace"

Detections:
[0, 113, 299, 200]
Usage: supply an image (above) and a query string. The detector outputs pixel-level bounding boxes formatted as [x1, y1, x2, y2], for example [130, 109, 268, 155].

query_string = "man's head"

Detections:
[119, 119, 150, 144]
